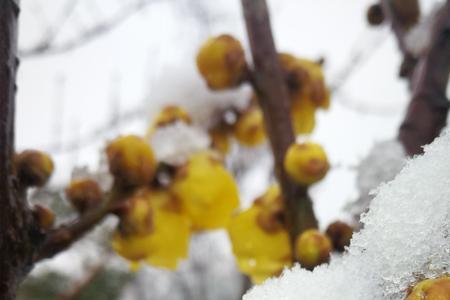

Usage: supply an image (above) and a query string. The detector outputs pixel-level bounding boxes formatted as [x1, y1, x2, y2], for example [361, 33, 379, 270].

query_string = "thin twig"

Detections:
[33, 188, 129, 262]
[20, 0, 159, 58]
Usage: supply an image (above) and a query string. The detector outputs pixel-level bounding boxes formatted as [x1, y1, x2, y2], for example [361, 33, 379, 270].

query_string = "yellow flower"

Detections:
[196, 34, 247, 90]
[284, 142, 329, 185]
[171, 151, 239, 230]
[15, 150, 54, 187]
[112, 188, 191, 270]
[291, 97, 316, 135]
[233, 108, 266, 147]
[146, 105, 192, 138]
[228, 185, 292, 284]
[106, 135, 156, 187]
[295, 229, 332, 270]
[406, 276, 450, 300]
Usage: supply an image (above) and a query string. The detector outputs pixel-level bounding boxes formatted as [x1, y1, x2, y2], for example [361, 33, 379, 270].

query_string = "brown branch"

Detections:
[241, 0, 317, 248]
[380, 0, 420, 80]
[33, 190, 124, 262]
[0, 1, 41, 299]
[381, 0, 450, 155]
[399, 2, 450, 155]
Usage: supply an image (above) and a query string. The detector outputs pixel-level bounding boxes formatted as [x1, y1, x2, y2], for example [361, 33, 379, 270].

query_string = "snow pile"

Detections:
[347, 140, 406, 221]
[150, 122, 210, 165]
[244, 130, 450, 300]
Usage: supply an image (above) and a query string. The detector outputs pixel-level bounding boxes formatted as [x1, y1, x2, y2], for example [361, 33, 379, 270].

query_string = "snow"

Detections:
[145, 61, 252, 130]
[244, 130, 450, 300]
[149, 122, 211, 166]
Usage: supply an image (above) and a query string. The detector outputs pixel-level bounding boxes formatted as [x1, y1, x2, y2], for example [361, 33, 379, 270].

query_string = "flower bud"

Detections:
[65, 178, 103, 213]
[325, 221, 354, 252]
[32, 204, 55, 230]
[279, 53, 309, 93]
[147, 105, 192, 137]
[227, 184, 293, 283]
[406, 276, 450, 300]
[196, 34, 247, 90]
[112, 188, 191, 270]
[233, 108, 266, 147]
[106, 135, 156, 187]
[284, 142, 329, 185]
[15, 150, 54, 187]
[295, 229, 332, 270]
[367, 3, 385, 26]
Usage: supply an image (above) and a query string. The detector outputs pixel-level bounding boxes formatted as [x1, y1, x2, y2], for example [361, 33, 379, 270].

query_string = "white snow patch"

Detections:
[146, 62, 252, 130]
[150, 122, 211, 166]
[244, 130, 450, 300]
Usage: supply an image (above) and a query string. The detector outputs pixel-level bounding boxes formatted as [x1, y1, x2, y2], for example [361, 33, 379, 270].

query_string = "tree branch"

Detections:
[399, 2, 450, 155]
[0, 1, 40, 299]
[241, 0, 317, 247]
[33, 190, 124, 262]
[380, 0, 420, 80]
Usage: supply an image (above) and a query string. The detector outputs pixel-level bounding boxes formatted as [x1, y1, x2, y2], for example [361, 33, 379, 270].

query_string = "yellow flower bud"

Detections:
[32, 204, 55, 231]
[65, 178, 103, 213]
[171, 151, 239, 230]
[112, 188, 191, 270]
[106, 135, 156, 187]
[233, 108, 266, 147]
[228, 186, 291, 284]
[15, 150, 54, 187]
[295, 229, 332, 270]
[196, 34, 247, 90]
[284, 142, 329, 185]
[279, 53, 330, 110]
[146, 105, 192, 137]
[406, 276, 450, 300]
[325, 221, 354, 252]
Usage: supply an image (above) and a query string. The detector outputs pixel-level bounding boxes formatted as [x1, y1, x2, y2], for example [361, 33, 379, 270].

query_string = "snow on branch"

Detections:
[244, 129, 450, 300]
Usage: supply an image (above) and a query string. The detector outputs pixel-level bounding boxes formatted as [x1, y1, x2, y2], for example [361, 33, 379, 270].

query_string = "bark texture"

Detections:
[0, 1, 37, 299]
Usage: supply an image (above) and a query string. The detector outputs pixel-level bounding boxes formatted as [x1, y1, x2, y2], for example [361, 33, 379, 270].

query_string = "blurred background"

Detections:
[15, 0, 445, 299]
